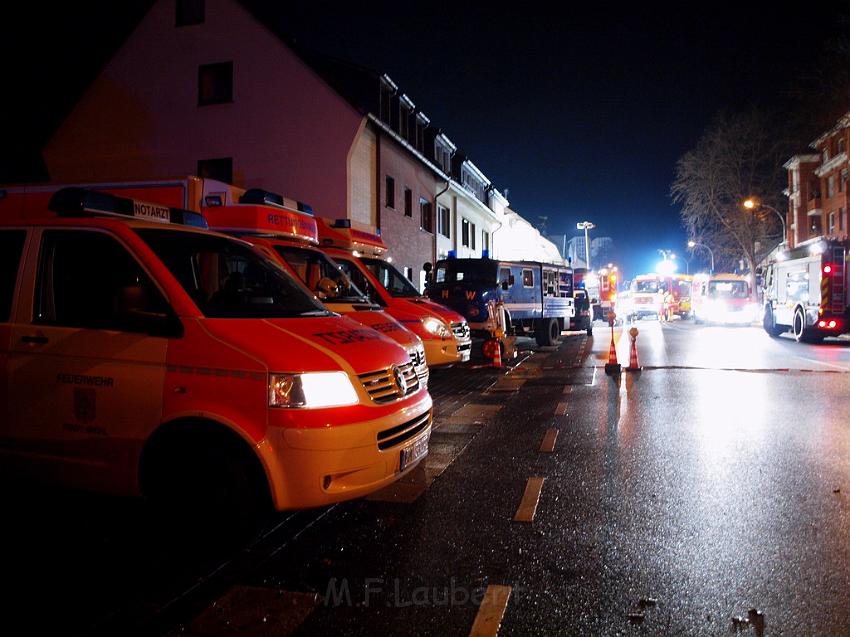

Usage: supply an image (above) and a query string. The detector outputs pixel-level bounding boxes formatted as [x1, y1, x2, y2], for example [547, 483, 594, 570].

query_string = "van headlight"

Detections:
[269, 372, 359, 408]
[421, 316, 451, 338]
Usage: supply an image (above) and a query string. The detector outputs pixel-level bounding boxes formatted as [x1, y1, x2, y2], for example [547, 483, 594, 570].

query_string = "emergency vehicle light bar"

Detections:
[48, 187, 208, 229]
[240, 188, 314, 215]
[329, 218, 381, 236]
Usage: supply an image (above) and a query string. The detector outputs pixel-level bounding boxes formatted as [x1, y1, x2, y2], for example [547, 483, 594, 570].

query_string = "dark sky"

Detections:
[2, 1, 848, 275]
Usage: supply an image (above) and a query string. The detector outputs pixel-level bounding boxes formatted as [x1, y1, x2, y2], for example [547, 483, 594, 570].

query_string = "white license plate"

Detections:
[400, 435, 429, 471]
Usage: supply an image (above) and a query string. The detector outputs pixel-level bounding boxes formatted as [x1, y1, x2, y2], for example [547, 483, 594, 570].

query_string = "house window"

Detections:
[420, 198, 433, 233]
[828, 174, 836, 198]
[176, 0, 205, 26]
[414, 115, 427, 152]
[461, 218, 470, 247]
[379, 81, 394, 124]
[483, 230, 490, 253]
[470, 222, 476, 250]
[811, 216, 822, 235]
[404, 188, 412, 217]
[385, 176, 395, 209]
[197, 157, 232, 183]
[823, 147, 830, 163]
[522, 269, 534, 288]
[840, 207, 846, 232]
[434, 139, 452, 173]
[829, 211, 836, 234]
[399, 105, 411, 140]
[198, 61, 233, 105]
[839, 137, 846, 154]
[437, 205, 450, 238]
[404, 267, 414, 282]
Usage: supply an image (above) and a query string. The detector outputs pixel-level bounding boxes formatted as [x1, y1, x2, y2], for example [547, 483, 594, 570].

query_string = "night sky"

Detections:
[2, 1, 848, 275]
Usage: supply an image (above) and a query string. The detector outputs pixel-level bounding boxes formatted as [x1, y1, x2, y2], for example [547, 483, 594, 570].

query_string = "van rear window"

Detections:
[0, 230, 25, 322]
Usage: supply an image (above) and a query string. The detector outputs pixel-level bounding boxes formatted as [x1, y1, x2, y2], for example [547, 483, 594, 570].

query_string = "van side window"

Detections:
[522, 269, 534, 288]
[335, 258, 383, 306]
[35, 230, 170, 332]
[499, 268, 511, 284]
[0, 230, 26, 322]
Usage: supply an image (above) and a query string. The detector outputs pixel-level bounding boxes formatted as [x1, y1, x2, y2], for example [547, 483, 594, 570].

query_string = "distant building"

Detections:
[784, 111, 849, 247]
[564, 235, 613, 269]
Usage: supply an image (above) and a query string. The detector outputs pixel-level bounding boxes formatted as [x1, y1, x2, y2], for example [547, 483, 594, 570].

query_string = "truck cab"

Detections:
[691, 273, 757, 325]
[0, 187, 432, 515]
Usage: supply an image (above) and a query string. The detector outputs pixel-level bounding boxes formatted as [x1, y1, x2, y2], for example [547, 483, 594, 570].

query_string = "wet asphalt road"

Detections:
[3, 321, 850, 635]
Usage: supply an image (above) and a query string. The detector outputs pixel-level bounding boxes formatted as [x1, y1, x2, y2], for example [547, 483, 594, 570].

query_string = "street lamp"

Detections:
[576, 221, 595, 269]
[687, 240, 714, 274]
[743, 197, 786, 246]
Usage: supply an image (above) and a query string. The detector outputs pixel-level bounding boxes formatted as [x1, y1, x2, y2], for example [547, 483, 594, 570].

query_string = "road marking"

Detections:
[555, 402, 568, 416]
[539, 428, 558, 453]
[446, 403, 503, 425]
[469, 585, 512, 637]
[513, 477, 545, 522]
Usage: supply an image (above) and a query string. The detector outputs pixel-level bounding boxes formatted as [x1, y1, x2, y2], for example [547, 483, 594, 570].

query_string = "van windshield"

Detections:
[433, 259, 498, 286]
[361, 257, 421, 298]
[136, 229, 330, 318]
[708, 280, 749, 298]
[634, 280, 660, 293]
[273, 246, 370, 303]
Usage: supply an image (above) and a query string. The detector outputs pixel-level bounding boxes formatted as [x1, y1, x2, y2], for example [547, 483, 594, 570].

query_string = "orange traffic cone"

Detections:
[492, 339, 503, 369]
[604, 333, 621, 375]
[626, 327, 641, 372]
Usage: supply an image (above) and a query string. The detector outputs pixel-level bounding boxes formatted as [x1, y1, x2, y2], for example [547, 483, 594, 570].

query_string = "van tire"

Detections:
[792, 307, 821, 344]
[141, 420, 271, 530]
[535, 318, 560, 347]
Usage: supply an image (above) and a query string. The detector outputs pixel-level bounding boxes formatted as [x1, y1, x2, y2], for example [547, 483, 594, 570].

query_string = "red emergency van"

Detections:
[0, 186, 432, 515]
[201, 188, 428, 387]
[317, 218, 472, 367]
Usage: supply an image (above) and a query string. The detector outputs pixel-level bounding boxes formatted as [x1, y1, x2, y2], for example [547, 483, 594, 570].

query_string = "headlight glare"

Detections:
[269, 372, 358, 408]
[421, 316, 451, 338]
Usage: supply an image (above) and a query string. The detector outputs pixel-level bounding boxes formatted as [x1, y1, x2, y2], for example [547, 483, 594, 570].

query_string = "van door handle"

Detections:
[21, 335, 48, 344]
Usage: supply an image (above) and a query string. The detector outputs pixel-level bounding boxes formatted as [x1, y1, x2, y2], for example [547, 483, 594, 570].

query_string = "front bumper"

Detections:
[263, 390, 433, 509]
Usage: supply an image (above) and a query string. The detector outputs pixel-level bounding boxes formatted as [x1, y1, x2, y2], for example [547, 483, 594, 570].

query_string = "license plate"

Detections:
[400, 434, 429, 471]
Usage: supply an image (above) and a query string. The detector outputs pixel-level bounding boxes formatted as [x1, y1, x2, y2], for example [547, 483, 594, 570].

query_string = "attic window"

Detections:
[176, 0, 205, 27]
[198, 61, 233, 105]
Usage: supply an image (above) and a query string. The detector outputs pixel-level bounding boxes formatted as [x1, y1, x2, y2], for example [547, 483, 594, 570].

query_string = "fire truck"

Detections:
[761, 239, 849, 343]
[691, 273, 758, 325]
[0, 185, 432, 515]
[318, 219, 473, 367]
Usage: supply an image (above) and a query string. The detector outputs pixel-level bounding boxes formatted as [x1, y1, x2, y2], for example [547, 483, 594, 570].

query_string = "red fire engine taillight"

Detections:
[818, 319, 839, 329]
[823, 264, 833, 274]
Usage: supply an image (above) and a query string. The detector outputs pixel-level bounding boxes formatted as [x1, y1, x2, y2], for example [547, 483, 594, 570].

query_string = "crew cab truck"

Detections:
[317, 219, 472, 367]
[181, 188, 428, 388]
[0, 187, 432, 516]
[691, 273, 757, 325]
[762, 239, 849, 343]
[427, 256, 575, 346]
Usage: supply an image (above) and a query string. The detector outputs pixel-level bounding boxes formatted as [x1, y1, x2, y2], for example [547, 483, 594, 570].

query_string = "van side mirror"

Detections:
[423, 262, 433, 273]
[501, 280, 509, 291]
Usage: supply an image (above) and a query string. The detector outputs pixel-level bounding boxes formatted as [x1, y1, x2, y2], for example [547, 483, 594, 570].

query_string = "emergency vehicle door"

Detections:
[6, 229, 170, 492]
[0, 230, 28, 440]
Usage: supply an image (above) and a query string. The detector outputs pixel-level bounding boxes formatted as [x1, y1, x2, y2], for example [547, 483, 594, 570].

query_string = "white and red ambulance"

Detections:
[0, 186, 432, 516]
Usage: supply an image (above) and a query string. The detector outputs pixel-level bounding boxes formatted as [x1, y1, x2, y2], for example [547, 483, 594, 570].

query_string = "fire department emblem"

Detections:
[73, 388, 97, 424]
[391, 365, 408, 396]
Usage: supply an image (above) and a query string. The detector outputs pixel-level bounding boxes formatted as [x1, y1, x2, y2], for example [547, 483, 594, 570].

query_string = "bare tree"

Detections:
[671, 109, 789, 289]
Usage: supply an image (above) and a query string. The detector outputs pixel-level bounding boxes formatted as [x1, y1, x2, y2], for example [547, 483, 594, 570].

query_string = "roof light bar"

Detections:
[48, 187, 208, 229]
[239, 188, 314, 215]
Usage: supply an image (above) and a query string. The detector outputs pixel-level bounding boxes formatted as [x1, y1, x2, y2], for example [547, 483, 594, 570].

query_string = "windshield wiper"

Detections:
[298, 310, 333, 316]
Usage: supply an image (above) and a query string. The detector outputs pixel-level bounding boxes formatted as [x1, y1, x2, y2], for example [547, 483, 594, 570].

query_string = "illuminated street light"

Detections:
[687, 240, 714, 274]
[744, 197, 786, 246]
[576, 221, 595, 269]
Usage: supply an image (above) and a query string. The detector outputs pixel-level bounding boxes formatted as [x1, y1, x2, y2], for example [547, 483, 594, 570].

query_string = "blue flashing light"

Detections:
[482, 249, 490, 258]
[447, 249, 457, 259]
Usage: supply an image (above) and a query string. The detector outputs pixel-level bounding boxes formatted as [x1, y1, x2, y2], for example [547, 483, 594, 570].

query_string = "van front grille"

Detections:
[377, 410, 431, 450]
[358, 362, 420, 404]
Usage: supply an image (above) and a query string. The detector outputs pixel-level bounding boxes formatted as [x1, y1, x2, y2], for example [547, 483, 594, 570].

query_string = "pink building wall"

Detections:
[43, 0, 365, 219]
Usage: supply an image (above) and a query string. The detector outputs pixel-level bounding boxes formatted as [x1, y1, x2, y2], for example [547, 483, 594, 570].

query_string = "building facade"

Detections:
[784, 111, 849, 248]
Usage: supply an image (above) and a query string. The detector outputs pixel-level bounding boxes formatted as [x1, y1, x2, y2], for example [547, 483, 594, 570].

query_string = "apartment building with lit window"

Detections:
[784, 111, 849, 247]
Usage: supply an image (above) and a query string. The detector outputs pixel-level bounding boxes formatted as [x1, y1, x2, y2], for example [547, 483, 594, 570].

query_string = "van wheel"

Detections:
[535, 318, 560, 346]
[142, 422, 270, 531]
[762, 305, 784, 337]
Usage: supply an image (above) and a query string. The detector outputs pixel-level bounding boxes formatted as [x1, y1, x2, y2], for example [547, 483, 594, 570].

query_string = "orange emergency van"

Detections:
[0, 187, 432, 514]
[317, 218, 472, 367]
[201, 188, 428, 387]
